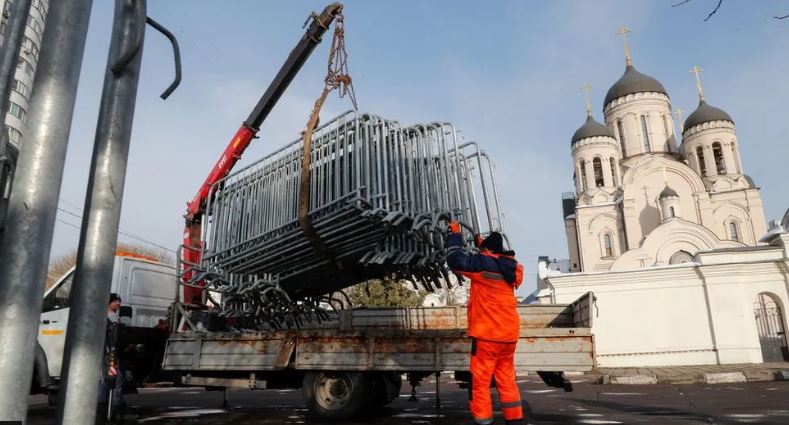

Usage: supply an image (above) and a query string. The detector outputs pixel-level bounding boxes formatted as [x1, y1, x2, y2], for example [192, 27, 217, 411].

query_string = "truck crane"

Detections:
[180, 3, 344, 305]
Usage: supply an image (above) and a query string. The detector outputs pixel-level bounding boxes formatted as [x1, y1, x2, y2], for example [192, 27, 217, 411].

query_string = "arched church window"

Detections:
[609, 157, 617, 185]
[640, 116, 651, 153]
[662, 114, 671, 151]
[603, 234, 613, 257]
[593, 157, 604, 187]
[579, 160, 587, 191]
[696, 146, 707, 176]
[729, 221, 740, 242]
[712, 142, 726, 174]
[616, 120, 626, 156]
[731, 144, 739, 174]
[669, 206, 676, 218]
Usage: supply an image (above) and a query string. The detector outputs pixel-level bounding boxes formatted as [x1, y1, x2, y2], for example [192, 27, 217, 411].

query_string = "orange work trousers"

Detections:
[469, 338, 523, 425]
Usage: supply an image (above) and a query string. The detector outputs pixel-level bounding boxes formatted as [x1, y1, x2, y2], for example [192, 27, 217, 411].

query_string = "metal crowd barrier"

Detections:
[199, 111, 505, 298]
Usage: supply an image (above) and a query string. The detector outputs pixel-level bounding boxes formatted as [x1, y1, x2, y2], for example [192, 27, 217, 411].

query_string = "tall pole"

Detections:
[55, 1, 147, 423]
[0, 0, 33, 229]
[0, 0, 94, 422]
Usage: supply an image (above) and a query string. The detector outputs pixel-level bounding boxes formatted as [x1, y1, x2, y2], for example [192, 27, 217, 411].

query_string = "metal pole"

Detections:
[55, 1, 146, 424]
[0, 0, 32, 229]
[0, 0, 93, 421]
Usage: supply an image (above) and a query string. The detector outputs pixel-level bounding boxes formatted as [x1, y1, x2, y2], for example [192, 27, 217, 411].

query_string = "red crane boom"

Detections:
[181, 3, 344, 304]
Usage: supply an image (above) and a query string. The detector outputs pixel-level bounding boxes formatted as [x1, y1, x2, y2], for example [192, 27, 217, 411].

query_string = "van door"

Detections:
[39, 272, 74, 379]
[120, 259, 176, 328]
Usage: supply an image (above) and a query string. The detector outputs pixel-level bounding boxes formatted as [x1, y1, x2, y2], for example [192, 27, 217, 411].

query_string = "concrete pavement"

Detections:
[26, 374, 789, 424]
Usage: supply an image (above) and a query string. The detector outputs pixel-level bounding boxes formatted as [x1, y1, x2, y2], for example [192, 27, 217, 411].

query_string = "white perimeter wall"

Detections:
[541, 234, 789, 368]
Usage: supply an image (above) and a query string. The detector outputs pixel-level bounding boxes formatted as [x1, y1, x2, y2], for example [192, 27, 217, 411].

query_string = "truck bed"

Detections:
[162, 292, 595, 374]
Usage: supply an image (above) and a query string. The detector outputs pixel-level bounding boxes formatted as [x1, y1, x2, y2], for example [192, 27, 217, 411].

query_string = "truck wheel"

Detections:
[372, 372, 402, 406]
[302, 371, 370, 420]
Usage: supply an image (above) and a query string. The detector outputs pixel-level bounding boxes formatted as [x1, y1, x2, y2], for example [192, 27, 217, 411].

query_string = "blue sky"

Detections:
[51, 1, 789, 295]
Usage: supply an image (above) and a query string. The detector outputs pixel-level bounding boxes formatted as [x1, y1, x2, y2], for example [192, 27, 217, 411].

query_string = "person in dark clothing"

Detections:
[446, 222, 525, 425]
[98, 293, 125, 422]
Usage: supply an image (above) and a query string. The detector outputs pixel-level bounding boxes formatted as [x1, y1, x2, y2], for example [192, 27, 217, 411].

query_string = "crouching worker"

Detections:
[446, 222, 525, 425]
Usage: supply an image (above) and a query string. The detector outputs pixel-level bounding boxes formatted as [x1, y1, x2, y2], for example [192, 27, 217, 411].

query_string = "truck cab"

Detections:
[35, 252, 176, 394]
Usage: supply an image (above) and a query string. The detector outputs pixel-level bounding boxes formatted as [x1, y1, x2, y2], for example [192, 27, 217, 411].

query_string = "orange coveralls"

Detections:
[446, 228, 524, 425]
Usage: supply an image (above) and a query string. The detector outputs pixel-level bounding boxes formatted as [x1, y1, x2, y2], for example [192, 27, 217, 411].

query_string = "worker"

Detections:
[446, 222, 525, 425]
[98, 293, 125, 422]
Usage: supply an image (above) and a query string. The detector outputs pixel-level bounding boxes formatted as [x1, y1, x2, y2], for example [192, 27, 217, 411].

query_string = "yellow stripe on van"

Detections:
[41, 330, 64, 336]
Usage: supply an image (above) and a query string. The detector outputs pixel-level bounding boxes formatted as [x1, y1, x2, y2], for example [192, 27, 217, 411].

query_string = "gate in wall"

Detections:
[753, 293, 789, 362]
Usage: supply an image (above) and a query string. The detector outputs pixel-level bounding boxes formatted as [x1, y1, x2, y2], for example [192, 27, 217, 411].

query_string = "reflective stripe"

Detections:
[474, 417, 494, 425]
[41, 330, 64, 336]
[501, 400, 522, 408]
[480, 271, 505, 281]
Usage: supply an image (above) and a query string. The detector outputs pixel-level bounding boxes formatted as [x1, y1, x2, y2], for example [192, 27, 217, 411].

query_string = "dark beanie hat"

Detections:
[480, 232, 504, 253]
[109, 293, 121, 304]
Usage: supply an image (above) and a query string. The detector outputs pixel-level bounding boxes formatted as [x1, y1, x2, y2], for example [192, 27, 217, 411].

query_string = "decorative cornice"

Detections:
[604, 91, 670, 113]
[682, 120, 735, 138]
[571, 135, 618, 153]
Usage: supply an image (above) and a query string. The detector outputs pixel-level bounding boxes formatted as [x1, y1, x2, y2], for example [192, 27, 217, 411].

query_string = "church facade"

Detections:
[537, 37, 788, 368]
[564, 60, 767, 273]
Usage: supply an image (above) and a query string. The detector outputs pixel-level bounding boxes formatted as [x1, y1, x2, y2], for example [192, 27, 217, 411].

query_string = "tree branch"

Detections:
[672, 0, 692, 7]
[775, 14, 789, 20]
[704, 0, 723, 21]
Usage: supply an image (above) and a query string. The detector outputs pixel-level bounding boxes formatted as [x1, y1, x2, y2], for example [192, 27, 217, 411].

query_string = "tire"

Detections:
[372, 373, 402, 406]
[302, 371, 371, 421]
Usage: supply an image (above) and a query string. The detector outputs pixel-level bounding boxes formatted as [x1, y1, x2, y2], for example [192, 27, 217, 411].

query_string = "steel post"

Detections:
[54, 1, 146, 424]
[0, 0, 93, 422]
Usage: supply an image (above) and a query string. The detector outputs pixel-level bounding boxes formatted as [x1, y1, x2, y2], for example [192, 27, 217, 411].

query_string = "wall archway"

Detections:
[753, 292, 789, 362]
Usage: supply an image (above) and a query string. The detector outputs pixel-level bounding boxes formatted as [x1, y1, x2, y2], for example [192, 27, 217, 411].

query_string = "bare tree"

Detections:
[45, 242, 174, 290]
[673, 0, 787, 21]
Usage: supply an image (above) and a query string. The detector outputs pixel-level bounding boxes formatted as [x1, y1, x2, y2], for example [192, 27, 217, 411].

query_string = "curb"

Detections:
[704, 372, 747, 384]
[593, 369, 789, 385]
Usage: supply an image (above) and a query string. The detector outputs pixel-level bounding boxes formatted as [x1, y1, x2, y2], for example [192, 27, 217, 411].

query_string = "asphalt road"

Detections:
[26, 375, 789, 424]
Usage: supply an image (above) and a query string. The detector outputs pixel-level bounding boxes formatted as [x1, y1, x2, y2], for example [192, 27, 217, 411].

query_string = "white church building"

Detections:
[536, 35, 789, 368]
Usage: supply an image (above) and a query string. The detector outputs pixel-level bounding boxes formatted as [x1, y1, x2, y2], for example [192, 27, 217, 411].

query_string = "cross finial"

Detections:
[581, 82, 592, 117]
[691, 66, 705, 101]
[616, 26, 632, 66]
[662, 167, 668, 185]
[675, 107, 684, 128]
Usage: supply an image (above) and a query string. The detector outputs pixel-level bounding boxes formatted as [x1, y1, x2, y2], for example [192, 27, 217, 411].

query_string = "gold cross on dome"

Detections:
[616, 26, 632, 66]
[581, 82, 592, 116]
[691, 66, 705, 101]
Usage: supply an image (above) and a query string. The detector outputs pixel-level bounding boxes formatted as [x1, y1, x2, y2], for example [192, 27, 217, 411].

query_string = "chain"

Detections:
[324, 11, 358, 110]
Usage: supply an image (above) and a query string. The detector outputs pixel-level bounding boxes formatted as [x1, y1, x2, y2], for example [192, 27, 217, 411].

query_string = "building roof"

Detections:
[683, 100, 734, 132]
[659, 185, 678, 199]
[604, 65, 668, 106]
[571, 115, 616, 145]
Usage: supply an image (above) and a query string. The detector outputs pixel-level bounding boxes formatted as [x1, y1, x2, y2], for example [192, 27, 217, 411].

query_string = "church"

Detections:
[564, 45, 767, 273]
[536, 31, 789, 368]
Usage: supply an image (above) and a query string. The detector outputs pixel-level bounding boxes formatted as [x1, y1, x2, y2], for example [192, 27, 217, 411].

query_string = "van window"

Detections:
[42, 273, 74, 312]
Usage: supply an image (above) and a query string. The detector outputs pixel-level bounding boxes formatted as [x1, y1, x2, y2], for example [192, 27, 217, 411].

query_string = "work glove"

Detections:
[474, 234, 484, 248]
[448, 221, 461, 234]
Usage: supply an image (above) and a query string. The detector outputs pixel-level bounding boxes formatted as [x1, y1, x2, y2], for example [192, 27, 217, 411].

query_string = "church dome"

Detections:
[571, 115, 616, 145]
[683, 100, 733, 132]
[604, 65, 668, 107]
[659, 185, 678, 199]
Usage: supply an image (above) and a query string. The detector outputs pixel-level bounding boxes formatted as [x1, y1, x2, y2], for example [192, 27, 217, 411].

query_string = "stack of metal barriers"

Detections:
[200, 111, 504, 298]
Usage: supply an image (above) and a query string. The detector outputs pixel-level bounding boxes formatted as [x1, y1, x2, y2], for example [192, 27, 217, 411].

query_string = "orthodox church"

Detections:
[563, 37, 767, 273]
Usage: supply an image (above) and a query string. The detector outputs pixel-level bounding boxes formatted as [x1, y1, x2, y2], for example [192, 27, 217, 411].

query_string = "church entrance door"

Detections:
[753, 293, 789, 362]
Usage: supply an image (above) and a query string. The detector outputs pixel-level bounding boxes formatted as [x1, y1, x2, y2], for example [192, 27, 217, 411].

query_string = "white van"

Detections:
[34, 253, 176, 393]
